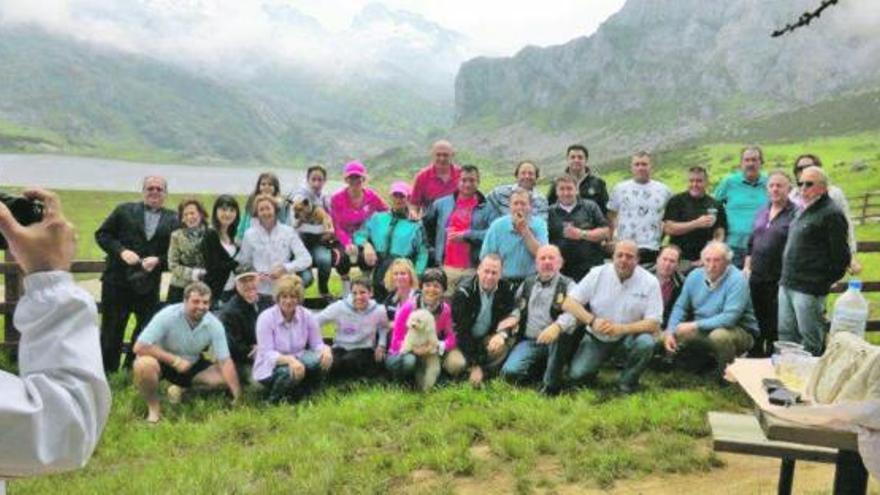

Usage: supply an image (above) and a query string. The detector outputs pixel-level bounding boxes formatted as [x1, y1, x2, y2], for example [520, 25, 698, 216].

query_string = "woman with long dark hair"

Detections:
[236, 172, 287, 241]
[203, 194, 241, 306]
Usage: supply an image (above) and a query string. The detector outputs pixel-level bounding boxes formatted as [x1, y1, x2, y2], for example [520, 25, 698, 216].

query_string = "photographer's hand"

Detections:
[0, 189, 74, 274]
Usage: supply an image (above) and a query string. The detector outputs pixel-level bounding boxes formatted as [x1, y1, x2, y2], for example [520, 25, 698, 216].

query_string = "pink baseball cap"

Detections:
[390, 181, 412, 197]
[343, 161, 367, 178]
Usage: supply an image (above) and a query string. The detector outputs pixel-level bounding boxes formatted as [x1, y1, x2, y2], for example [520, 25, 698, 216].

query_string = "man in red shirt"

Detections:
[423, 165, 494, 295]
[411, 140, 461, 210]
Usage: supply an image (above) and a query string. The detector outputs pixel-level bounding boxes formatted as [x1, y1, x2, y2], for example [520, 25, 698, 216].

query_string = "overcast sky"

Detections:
[0, 0, 627, 58]
[288, 0, 627, 55]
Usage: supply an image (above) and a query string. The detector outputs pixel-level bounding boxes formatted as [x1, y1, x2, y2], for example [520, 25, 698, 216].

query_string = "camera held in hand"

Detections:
[0, 192, 44, 249]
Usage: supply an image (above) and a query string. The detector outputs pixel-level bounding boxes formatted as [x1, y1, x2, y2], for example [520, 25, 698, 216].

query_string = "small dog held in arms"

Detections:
[401, 309, 441, 391]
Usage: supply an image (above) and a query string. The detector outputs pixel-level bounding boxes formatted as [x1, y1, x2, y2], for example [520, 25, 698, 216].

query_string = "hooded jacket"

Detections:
[316, 295, 390, 350]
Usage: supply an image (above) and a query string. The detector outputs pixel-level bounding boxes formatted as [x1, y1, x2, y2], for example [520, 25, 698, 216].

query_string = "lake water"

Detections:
[0, 154, 341, 194]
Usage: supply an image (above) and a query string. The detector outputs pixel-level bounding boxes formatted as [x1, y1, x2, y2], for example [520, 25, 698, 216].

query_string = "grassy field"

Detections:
[8, 369, 747, 494]
[2, 132, 880, 493]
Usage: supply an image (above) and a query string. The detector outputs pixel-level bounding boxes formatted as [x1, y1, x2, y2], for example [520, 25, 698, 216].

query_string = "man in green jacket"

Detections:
[778, 166, 851, 356]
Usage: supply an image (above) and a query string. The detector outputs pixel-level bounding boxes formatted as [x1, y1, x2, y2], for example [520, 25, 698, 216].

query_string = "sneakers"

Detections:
[167, 385, 184, 404]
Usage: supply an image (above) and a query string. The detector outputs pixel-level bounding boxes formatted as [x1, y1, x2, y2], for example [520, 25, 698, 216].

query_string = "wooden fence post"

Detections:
[861, 192, 870, 225]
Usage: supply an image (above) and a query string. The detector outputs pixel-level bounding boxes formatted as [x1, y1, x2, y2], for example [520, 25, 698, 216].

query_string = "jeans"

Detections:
[568, 332, 656, 387]
[386, 350, 466, 383]
[500, 338, 566, 389]
[310, 244, 334, 295]
[297, 269, 314, 289]
[259, 351, 324, 404]
[778, 286, 827, 356]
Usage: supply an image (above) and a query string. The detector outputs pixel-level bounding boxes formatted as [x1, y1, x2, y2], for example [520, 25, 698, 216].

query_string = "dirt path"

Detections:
[401, 449, 878, 494]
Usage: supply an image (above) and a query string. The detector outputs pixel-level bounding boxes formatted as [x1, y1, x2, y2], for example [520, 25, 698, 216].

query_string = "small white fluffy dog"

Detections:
[402, 309, 441, 391]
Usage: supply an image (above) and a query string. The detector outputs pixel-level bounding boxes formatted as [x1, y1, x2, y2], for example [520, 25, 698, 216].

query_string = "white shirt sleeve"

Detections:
[0, 272, 111, 479]
[283, 229, 313, 273]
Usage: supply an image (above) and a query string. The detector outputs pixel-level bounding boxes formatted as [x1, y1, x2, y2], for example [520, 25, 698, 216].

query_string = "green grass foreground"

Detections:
[9, 369, 748, 494]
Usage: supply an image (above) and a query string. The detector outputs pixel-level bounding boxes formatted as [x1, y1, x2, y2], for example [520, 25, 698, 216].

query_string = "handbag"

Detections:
[805, 332, 880, 404]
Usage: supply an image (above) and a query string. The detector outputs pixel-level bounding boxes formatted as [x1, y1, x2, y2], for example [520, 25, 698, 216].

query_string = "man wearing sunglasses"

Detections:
[95, 176, 179, 373]
[778, 166, 850, 356]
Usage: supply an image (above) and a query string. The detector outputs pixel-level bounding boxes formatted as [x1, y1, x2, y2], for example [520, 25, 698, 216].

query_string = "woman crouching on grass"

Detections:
[382, 258, 420, 323]
[316, 277, 390, 380]
[253, 275, 332, 404]
[386, 268, 466, 390]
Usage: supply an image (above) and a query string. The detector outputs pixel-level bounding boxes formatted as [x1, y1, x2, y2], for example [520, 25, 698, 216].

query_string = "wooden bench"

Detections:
[708, 411, 838, 495]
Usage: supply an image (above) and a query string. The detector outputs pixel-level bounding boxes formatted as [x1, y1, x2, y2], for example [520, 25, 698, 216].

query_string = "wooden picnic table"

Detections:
[726, 358, 870, 494]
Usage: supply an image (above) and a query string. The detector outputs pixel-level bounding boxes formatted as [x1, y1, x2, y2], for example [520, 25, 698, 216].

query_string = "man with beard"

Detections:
[132, 282, 241, 423]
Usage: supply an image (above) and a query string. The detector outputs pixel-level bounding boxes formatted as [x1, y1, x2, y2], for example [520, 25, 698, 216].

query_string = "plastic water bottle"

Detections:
[830, 280, 869, 338]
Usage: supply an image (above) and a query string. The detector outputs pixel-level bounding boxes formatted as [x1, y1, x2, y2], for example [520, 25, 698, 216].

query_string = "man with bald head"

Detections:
[559, 240, 663, 393]
[778, 166, 850, 356]
[663, 241, 758, 375]
[498, 244, 576, 394]
[96, 175, 179, 372]
[411, 140, 461, 210]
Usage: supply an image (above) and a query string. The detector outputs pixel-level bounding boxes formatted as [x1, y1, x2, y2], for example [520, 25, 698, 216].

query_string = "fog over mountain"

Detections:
[0, 0, 475, 164]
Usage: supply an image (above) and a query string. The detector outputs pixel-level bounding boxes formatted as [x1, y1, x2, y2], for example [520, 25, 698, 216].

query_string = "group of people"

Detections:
[93, 140, 856, 420]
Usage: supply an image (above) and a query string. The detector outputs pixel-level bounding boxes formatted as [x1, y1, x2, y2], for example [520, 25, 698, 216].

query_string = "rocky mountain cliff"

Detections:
[453, 0, 880, 164]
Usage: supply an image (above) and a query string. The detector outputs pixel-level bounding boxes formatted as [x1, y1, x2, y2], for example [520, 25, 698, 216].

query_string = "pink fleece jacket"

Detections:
[388, 299, 456, 356]
[330, 187, 388, 247]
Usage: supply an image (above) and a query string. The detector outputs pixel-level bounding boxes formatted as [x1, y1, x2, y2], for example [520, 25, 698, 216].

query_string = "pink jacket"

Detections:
[330, 187, 388, 247]
[388, 298, 456, 356]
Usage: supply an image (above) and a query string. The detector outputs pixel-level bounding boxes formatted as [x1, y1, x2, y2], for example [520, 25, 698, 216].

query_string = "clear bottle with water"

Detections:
[830, 280, 869, 338]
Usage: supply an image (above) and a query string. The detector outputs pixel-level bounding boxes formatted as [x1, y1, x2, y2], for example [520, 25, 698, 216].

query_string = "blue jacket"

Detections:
[424, 191, 493, 267]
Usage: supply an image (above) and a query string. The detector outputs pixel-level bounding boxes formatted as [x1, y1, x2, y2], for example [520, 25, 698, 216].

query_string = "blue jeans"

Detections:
[500, 338, 565, 389]
[778, 286, 827, 356]
[309, 244, 333, 295]
[297, 269, 314, 289]
[385, 353, 418, 381]
[259, 351, 323, 403]
[568, 332, 655, 387]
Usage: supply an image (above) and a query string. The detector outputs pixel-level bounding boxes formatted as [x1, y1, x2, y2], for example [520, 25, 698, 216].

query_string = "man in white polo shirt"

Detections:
[558, 240, 663, 393]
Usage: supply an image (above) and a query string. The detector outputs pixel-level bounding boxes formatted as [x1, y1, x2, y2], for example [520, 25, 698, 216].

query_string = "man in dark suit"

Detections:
[95, 176, 179, 372]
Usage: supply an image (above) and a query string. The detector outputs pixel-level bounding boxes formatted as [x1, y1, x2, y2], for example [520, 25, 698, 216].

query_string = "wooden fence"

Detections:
[850, 191, 880, 225]
[0, 252, 328, 354]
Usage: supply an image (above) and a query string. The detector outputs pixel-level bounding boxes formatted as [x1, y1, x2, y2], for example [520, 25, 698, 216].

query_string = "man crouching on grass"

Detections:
[133, 281, 241, 423]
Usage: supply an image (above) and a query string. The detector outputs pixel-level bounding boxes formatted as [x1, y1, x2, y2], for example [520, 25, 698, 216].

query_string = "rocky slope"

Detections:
[453, 0, 880, 165]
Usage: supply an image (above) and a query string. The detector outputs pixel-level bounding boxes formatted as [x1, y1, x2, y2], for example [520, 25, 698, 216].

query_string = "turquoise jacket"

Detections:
[353, 211, 428, 274]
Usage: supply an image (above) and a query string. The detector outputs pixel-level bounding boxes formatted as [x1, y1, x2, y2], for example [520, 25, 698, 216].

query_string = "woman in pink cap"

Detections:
[330, 161, 388, 292]
[352, 181, 428, 300]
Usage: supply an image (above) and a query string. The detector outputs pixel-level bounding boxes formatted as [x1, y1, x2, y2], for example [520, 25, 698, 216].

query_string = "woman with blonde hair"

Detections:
[382, 258, 420, 322]
[253, 275, 332, 403]
[238, 193, 313, 294]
